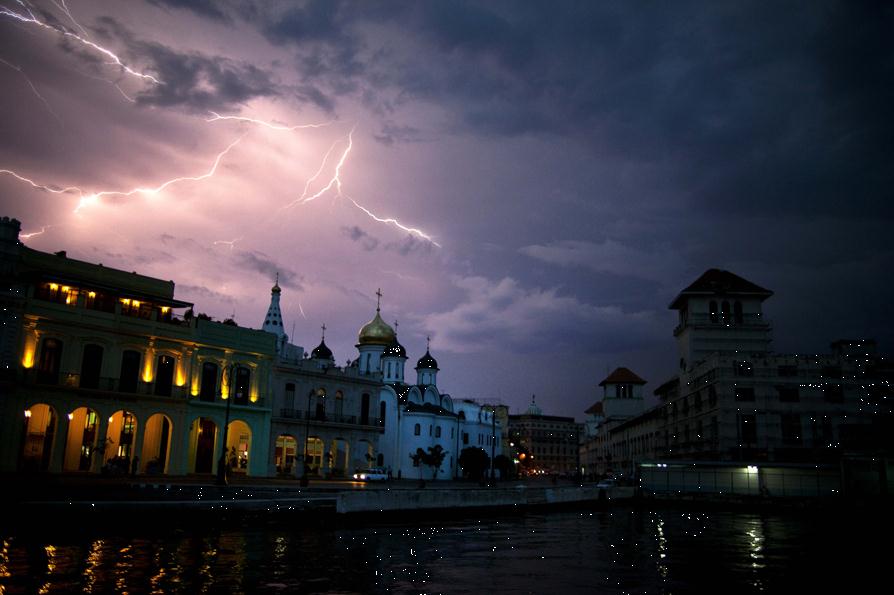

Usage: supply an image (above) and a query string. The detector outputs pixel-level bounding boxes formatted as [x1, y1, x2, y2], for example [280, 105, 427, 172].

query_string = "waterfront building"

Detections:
[2, 217, 276, 477]
[585, 269, 893, 479]
[509, 397, 582, 476]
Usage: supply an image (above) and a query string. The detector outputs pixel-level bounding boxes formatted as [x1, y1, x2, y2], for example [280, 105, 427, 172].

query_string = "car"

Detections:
[596, 478, 617, 489]
[353, 467, 389, 481]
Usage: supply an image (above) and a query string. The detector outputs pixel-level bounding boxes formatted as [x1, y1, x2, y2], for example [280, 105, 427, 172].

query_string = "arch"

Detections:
[63, 407, 100, 472]
[441, 395, 453, 412]
[330, 438, 350, 477]
[458, 411, 466, 421]
[709, 301, 719, 323]
[21, 403, 57, 472]
[356, 438, 375, 470]
[140, 413, 172, 474]
[103, 410, 138, 474]
[199, 361, 218, 402]
[226, 419, 252, 474]
[304, 436, 324, 475]
[154, 355, 175, 396]
[190, 416, 218, 474]
[721, 300, 731, 324]
[334, 390, 344, 417]
[275, 434, 298, 475]
[233, 366, 251, 405]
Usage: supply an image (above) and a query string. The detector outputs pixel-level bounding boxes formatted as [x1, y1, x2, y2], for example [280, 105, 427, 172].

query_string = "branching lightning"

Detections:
[0, 56, 61, 122]
[1, 136, 242, 213]
[1, 1, 162, 84]
[20, 224, 54, 239]
[206, 111, 332, 132]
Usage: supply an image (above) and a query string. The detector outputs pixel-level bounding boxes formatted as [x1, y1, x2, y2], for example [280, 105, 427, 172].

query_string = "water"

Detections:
[1, 506, 888, 594]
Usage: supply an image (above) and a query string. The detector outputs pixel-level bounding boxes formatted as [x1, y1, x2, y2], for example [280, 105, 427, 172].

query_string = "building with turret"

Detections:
[509, 396, 581, 476]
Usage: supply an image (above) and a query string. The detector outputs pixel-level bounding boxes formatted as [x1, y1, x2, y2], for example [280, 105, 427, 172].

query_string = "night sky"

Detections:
[2, 1, 892, 419]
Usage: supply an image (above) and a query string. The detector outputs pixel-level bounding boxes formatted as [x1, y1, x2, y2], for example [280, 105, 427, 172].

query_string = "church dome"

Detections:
[358, 311, 395, 346]
[383, 336, 407, 358]
[416, 349, 439, 370]
[311, 339, 333, 360]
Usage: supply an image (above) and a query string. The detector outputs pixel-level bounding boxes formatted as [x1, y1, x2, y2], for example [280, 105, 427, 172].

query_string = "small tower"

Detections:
[670, 269, 773, 372]
[310, 323, 335, 369]
[598, 367, 646, 421]
[261, 274, 288, 352]
[356, 289, 395, 375]
[381, 323, 407, 383]
[415, 336, 439, 386]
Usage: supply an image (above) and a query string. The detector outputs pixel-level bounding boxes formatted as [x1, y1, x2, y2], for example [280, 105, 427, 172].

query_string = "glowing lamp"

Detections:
[108, 416, 113, 423]
[746, 465, 759, 474]
[24, 409, 31, 418]
[88, 291, 96, 298]
[67, 413, 74, 421]
[49, 283, 58, 291]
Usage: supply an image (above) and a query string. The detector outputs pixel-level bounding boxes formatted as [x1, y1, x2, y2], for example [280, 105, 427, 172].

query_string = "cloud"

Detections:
[233, 251, 302, 289]
[520, 239, 682, 283]
[422, 276, 659, 354]
[341, 225, 379, 251]
[147, 0, 231, 22]
[384, 234, 435, 257]
[374, 121, 425, 146]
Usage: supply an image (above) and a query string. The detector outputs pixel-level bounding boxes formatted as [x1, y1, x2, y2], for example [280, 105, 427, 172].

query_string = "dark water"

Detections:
[0, 506, 888, 594]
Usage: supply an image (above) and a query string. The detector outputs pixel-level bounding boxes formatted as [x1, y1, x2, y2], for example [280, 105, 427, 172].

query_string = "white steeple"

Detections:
[262, 274, 287, 349]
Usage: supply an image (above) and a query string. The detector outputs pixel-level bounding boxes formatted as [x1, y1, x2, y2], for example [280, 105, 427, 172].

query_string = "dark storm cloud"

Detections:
[340, 225, 379, 251]
[147, 0, 231, 22]
[233, 251, 302, 290]
[91, 17, 280, 112]
[384, 235, 436, 257]
[373, 121, 425, 146]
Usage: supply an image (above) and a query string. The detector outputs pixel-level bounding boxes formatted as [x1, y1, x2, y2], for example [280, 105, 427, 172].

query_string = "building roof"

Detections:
[598, 367, 647, 386]
[357, 310, 396, 346]
[415, 349, 439, 370]
[383, 336, 407, 358]
[669, 269, 773, 309]
[584, 401, 604, 415]
[310, 339, 333, 360]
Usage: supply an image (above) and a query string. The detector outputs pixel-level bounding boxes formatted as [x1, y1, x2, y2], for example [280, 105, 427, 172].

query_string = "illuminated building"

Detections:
[583, 269, 893, 483]
[1, 217, 275, 476]
[509, 397, 582, 476]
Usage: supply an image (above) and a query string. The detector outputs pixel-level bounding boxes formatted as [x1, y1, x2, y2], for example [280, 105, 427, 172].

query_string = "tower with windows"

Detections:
[356, 289, 395, 375]
[670, 269, 773, 373]
[261, 275, 288, 353]
[415, 337, 439, 387]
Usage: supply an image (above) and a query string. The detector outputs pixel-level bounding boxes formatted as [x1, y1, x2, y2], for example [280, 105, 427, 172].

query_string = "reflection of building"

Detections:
[584, 269, 894, 481]
[1, 217, 275, 477]
[509, 396, 581, 475]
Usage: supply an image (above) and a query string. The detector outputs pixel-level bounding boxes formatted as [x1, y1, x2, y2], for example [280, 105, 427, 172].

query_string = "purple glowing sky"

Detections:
[2, 1, 892, 419]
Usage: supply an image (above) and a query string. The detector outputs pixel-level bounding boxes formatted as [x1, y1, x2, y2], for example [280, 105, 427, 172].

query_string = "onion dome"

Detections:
[383, 336, 407, 358]
[415, 349, 439, 370]
[358, 311, 395, 345]
[311, 339, 333, 360]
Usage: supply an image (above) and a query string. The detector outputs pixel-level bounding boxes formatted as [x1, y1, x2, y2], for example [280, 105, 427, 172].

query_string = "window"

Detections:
[777, 386, 799, 402]
[361, 393, 370, 425]
[708, 385, 717, 406]
[733, 301, 743, 324]
[36, 338, 63, 385]
[781, 414, 802, 445]
[414, 423, 421, 436]
[80, 344, 103, 389]
[693, 391, 703, 411]
[233, 366, 251, 404]
[119, 350, 141, 393]
[462, 432, 469, 445]
[200, 363, 218, 401]
[721, 301, 731, 324]
[709, 301, 719, 323]
[284, 382, 295, 407]
[154, 355, 175, 396]
[734, 387, 755, 402]
[738, 414, 757, 444]
[335, 391, 344, 417]
[735, 361, 753, 377]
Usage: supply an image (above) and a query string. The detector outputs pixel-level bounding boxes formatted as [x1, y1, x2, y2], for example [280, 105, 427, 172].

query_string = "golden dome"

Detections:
[358, 311, 395, 345]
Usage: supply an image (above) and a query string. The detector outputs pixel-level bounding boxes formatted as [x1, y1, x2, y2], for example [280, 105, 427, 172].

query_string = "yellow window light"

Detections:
[88, 291, 96, 298]
[49, 283, 58, 290]
[24, 409, 31, 418]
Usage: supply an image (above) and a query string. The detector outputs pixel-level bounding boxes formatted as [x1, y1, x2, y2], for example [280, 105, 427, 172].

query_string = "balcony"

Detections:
[674, 312, 770, 335]
[20, 370, 190, 399]
[277, 408, 380, 427]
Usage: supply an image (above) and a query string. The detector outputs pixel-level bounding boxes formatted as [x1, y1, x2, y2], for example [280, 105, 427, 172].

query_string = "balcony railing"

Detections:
[278, 408, 379, 426]
[21, 370, 190, 399]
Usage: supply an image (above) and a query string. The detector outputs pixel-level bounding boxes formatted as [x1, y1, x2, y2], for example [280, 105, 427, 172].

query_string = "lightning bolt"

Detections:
[298, 302, 307, 319]
[1, 2, 162, 84]
[206, 111, 333, 132]
[213, 237, 243, 251]
[346, 195, 441, 247]
[2, 136, 242, 213]
[20, 224, 54, 239]
[49, 0, 88, 38]
[0, 56, 62, 122]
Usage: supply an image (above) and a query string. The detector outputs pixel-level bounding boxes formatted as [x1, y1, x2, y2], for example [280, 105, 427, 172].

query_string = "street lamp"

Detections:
[483, 404, 497, 485]
[215, 363, 235, 487]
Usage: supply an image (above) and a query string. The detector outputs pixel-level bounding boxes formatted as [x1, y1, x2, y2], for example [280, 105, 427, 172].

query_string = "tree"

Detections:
[493, 454, 513, 480]
[458, 447, 490, 481]
[410, 445, 448, 486]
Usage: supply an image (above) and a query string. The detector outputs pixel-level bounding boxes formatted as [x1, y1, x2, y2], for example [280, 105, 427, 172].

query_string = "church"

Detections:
[261, 285, 502, 480]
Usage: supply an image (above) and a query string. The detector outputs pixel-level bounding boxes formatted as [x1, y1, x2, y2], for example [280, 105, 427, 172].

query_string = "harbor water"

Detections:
[1, 505, 888, 593]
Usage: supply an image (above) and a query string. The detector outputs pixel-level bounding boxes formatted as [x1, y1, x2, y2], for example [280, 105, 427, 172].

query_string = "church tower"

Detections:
[356, 289, 395, 375]
[598, 367, 646, 421]
[381, 327, 407, 383]
[670, 269, 773, 372]
[415, 337, 439, 386]
[309, 324, 335, 369]
[261, 275, 288, 353]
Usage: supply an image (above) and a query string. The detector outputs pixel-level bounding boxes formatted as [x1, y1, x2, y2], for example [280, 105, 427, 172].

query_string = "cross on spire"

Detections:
[393, 320, 399, 332]
[426, 335, 431, 351]
[375, 288, 382, 312]
[321, 323, 326, 341]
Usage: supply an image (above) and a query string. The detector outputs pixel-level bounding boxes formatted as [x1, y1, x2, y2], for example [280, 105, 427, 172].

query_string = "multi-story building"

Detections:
[509, 397, 581, 476]
[585, 269, 893, 477]
[1, 217, 276, 477]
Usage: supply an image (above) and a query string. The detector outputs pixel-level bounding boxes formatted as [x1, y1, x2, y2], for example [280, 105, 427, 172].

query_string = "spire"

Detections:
[262, 277, 285, 339]
[376, 288, 382, 313]
[321, 323, 327, 341]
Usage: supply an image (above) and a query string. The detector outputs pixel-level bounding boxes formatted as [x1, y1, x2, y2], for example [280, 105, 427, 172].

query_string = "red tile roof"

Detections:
[669, 269, 772, 309]
[585, 401, 604, 415]
[598, 367, 647, 386]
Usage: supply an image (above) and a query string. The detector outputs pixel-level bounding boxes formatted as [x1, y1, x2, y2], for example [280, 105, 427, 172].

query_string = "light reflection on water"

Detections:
[0, 508, 887, 594]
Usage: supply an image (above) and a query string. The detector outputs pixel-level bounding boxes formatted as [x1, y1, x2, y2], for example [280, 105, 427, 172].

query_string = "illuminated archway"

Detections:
[189, 417, 218, 474]
[226, 420, 252, 474]
[305, 436, 323, 475]
[330, 438, 350, 477]
[63, 407, 100, 472]
[140, 414, 172, 474]
[104, 410, 138, 474]
[20, 404, 57, 472]
[275, 434, 298, 475]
